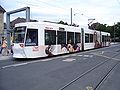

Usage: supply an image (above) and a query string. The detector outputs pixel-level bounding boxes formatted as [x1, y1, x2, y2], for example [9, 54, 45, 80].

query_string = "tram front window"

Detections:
[13, 26, 26, 43]
[25, 29, 38, 46]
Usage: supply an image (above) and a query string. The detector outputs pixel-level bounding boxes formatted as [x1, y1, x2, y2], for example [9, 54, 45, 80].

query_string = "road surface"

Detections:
[0, 44, 120, 90]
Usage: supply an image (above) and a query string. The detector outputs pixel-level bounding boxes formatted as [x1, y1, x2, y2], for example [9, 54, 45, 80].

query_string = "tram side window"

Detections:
[90, 34, 93, 43]
[75, 32, 81, 43]
[102, 35, 105, 42]
[85, 33, 89, 43]
[57, 31, 66, 44]
[67, 32, 74, 44]
[107, 36, 110, 42]
[104, 36, 106, 42]
[106, 36, 108, 42]
[45, 30, 56, 45]
[25, 29, 38, 46]
[106, 35, 108, 42]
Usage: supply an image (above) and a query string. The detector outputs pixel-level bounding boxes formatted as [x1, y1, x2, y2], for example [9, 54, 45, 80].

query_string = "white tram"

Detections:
[12, 22, 110, 58]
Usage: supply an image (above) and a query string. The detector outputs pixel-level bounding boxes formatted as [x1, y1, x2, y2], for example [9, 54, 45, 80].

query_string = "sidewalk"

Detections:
[0, 53, 13, 61]
[0, 46, 13, 61]
[111, 42, 118, 45]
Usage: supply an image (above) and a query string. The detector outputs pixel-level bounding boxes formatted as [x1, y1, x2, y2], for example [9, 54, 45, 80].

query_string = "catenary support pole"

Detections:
[6, 7, 30, 49]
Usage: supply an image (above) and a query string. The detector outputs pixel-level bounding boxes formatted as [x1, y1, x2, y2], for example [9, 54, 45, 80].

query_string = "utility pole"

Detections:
[114, 23, 115, 43]
[70, 8, 72, 25]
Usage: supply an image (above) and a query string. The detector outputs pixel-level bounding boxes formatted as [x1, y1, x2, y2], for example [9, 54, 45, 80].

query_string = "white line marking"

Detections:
[89, 55, 93, 58]
[70, 54, 77, 56]
[112, 58, 120, 61]
[61, 55, 70, 58]
[77, 55, 83, 57]
[41, 58, 53, 61]
[1, 65, 13, 69]
[101, 51, 104, 54]
[1, 63, 28, 69]
[12, 63, 28, 67]
[91, 53, 120, 61]
[2, 47, 118, 69]
[84, 55, 90, 57]
[62, 58, 76, 62]
[91, 53, 111, 59]
[77, 54, 93, 58]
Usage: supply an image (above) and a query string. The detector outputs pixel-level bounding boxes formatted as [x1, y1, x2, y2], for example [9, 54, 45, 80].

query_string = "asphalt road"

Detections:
[0, 44, 120, 90]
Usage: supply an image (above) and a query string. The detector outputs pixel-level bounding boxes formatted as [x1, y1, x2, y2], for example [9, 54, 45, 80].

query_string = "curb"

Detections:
[0, 54, 13, 61]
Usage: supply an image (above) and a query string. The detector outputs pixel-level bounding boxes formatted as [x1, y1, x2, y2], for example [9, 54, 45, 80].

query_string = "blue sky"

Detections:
[1, 0, 120, 26]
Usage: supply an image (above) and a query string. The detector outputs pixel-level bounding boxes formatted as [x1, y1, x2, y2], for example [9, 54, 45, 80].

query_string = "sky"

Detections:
[1, 0, 120, 26]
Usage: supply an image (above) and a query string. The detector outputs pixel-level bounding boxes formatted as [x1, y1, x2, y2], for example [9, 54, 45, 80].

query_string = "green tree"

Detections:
[89, 22, 107, 31]
[114, 22, 120, 41]
[58, 20, 65, 24]
[96, 24, 107, 32]
[106, 26, 113, 37]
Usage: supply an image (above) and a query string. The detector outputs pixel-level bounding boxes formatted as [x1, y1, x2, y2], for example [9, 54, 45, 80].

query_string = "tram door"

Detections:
[81, 28, 84, 51]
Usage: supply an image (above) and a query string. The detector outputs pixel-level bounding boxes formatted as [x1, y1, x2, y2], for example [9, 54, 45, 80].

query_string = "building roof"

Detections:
[0, 5, 6, 13]
[4, 17, 38, 29]
[11, 17, 38, 27]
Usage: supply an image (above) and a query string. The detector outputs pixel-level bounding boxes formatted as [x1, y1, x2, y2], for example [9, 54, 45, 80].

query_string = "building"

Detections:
[0, 5, 6, 44]
[10, 17, 38, 29]
[0, 5, 6, 35]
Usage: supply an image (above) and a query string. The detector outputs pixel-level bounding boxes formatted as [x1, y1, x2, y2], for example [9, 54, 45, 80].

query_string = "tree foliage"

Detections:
[58, 20, 120, 42]
[58, 20, 79, 27]
[89, 22, 120, 42]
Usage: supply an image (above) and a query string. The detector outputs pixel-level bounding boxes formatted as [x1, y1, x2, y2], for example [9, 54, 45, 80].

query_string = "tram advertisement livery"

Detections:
[12, 22, 111, 58]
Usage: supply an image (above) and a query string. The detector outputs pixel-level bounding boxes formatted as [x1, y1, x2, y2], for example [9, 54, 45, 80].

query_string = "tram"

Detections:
[12, 22, 110, 58]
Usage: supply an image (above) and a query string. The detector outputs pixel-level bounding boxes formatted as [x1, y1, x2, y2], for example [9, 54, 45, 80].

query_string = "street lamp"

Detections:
[70, 8, 84, 25]
[74, 13, 95, 28]
[73, 13, 87, 26]
[88, 18, 95, 27]
[74, 13, 83, 16]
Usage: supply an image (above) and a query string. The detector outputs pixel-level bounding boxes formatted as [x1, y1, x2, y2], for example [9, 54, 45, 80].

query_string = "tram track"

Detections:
[94, 61, 120, 90]
[1, 45, 120, 90]
[58, 51, 120, 90]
